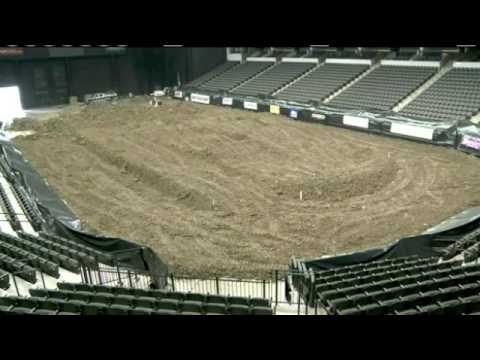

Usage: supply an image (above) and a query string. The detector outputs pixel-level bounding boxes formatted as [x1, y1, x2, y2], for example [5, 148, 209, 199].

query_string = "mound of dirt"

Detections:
[12, 98, 480, 278]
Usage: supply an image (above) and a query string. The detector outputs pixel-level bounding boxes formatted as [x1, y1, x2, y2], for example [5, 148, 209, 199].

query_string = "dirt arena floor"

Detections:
[11, 97, 480, 278]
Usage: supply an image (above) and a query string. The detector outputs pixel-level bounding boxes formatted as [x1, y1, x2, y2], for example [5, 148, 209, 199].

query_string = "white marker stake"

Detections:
[300, 191, 303, 201]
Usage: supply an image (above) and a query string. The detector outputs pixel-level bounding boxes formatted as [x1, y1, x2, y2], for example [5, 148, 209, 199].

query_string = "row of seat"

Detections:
[36, 231, 114, 266]
[0, 284, 274, 315]
[233, 62, 315, 96]
[29, 288, 271, 315]
[0, 252, 36, 283]
[0, 231, 80, 273]
[329, 65, 437, 111]
[442, 227, 480, 260]
[0, 269, 9, 289]
[18, 231, 97, 268]
[310, 255, 425, 277]
[400, 68, 480, 121]
[0, 238, 59, 278]
[275, 63, 369, 103]
[327, 263, 480, 314]
[57, 282, 271, 307]
[335, 265, 480, 315]
[314, 256, 438, 286]
[11, 183, 43, 231]
[0, 184, 21, 231]
[184, 61, 239, 88]
[199, 62, 273, 92]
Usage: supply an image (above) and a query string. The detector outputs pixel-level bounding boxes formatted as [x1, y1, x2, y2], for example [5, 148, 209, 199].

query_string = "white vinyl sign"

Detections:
[311, 113, 326, 120]
[222, 97, 233, 106]
[290, 110, 298, 119]
[190, 93, 210, 104]
[243, 101, 258, 111]
[390, 123, 434, 140]
[343, 115, 369, 129]
[174, 90, 183, 98]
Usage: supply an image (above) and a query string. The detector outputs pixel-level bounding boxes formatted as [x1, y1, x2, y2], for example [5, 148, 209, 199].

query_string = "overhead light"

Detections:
[163, 45, 183, 47]
[457, 45, 476, 47]
[310, 45, 329, 47]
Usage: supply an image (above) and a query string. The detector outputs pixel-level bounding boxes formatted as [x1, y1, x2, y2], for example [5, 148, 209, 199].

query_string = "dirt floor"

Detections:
[10, 97, 480, 278]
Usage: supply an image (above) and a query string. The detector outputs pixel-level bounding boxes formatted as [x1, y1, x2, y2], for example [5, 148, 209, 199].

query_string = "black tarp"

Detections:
[0, 137, 168, 288]
[295, 207, 480, 272]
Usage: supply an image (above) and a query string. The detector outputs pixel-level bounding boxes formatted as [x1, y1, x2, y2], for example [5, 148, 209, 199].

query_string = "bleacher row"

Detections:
[290, 225, 480, 315]
[0, 283, 273, 315]
[183, 56, 480, 122]
[0, 228, 115, 288]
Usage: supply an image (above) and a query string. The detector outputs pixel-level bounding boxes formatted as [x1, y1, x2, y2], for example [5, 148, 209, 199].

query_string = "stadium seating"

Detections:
[399, 67, 480, 121]
[275, 63, 369, 103]
[232, 62, 316, 97]
[311, 257, 480, 315]
[0, 231, 81, 273]
[184, 62, 239, 89]
[442, 227, 480, 261]
[0, 184, 21, 231]
[328, 64, 437, 111]
[11, 183, 44, 231]
[36, 231, 114, 265]
[0, 269, 9, 290]
[0, 283, 274, 315]
[199, 61, 274, 92]
[0, 252, 37, 283]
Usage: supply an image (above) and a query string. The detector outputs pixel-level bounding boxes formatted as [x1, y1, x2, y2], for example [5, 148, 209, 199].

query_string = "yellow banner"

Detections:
[270, 105, 280, 114]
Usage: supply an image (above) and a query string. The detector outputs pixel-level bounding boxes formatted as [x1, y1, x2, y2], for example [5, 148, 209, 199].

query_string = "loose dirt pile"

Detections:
[11, 97, 480, 278]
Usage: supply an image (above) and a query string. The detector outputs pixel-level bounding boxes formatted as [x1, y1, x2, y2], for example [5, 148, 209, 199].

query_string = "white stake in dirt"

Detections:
[300, 191, 303, 201]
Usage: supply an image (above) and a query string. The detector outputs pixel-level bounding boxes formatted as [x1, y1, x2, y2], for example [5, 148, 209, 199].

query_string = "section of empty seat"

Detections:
[0, 253, 36, 283]
[232, 62, 315, 97]
[442, 227, 480, 261]
[0, 231, 81, 273]
[49, 282, 273, 315]
[10, 183, 43, 231]
[328, 64, 436, 111]
[0, 269, 10, 290]
[0, 184, 21, 231]
[399, 67, 480, 121]
[313, 258, 480, 315]
[0, 296, 78, 315]
[36, 231, 114, 265]
[199, 61, 274, 92]
[183, 62, 239, 89]
[275, 63, 369, 103]
[0, 238, 59, 278]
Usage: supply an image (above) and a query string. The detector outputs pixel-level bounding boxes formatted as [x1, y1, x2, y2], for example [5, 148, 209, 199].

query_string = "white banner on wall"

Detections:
[325, 58, 372, 65]
[190, 93, 210, 104]
[380, 60, 440, 68]
[281, 57, 319, 64]
[174, 90, 183, 98]
[246, 57, 277, 62]
[222, 97, 233, 106]
[390, 122, 435, 140]
[243, 101, 258, 110]
[312, 113, 326, 120]
[343, 115, 369, 129]
[453, 62, 480, 69]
